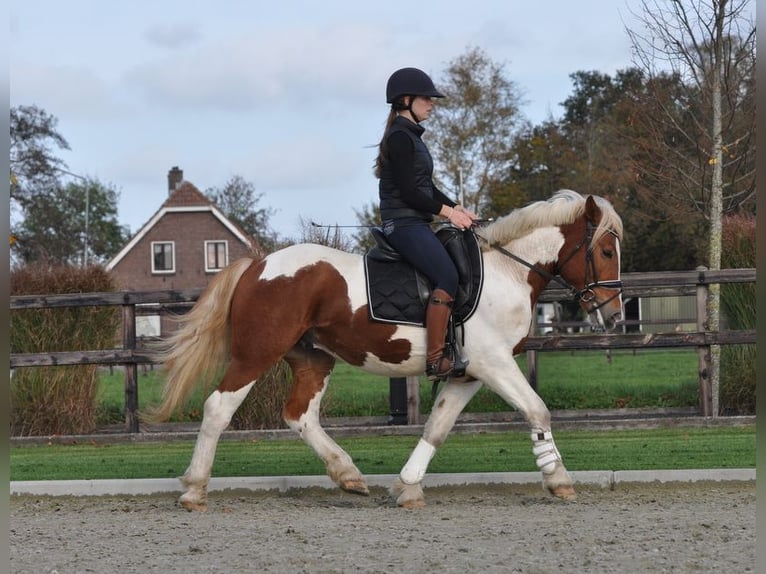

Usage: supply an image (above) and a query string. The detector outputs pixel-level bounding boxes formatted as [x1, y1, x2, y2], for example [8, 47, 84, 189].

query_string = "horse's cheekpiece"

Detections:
[363, 226, 484, 327]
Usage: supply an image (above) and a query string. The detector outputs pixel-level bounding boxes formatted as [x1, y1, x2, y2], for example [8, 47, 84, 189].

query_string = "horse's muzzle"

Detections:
[585, 293, 623, 333]
[602, 310, 624, 332]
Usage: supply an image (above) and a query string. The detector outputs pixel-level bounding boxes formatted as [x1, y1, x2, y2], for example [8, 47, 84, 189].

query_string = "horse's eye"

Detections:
[602, 249, 614, 259]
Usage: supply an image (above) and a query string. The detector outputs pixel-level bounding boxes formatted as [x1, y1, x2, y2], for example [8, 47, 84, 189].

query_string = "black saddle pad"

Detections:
[363, 227, 484, 327]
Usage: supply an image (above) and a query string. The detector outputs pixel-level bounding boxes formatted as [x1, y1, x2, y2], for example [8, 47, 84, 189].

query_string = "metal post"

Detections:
[56, 169, 90, 266]
[83, 184, 89, 266]
[388, 377, 408, 425]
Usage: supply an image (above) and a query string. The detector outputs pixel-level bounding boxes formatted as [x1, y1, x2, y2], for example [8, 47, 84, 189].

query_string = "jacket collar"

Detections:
[393, 114, 425, 136]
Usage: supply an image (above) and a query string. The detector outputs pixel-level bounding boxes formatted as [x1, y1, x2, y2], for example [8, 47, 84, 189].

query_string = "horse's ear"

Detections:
[584, 195, 601, 223]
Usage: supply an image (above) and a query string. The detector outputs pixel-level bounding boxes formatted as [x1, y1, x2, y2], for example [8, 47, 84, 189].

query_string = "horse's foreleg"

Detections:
[530, 428, 575, 500]
[284, 349, 368, 496]
[479, 359, 575, 500]
[392, 380, 483, 508]
[179, 381, 255, 511]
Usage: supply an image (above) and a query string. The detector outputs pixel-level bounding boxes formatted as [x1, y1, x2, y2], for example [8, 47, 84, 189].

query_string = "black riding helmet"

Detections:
[385, 67, 445, 103]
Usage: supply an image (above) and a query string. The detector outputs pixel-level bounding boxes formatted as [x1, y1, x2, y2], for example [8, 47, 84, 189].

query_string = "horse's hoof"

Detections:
[549, 484, 577, 500]
[340, 480, 370, 496]
[179, 497, 208, 512]
[398, 498, 427, 509]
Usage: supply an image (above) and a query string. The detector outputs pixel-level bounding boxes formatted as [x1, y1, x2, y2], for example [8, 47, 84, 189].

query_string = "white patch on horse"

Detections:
[260, 244, 358, 281]
[285, 375, 327, 432]
[361, 353, 422, 376]
[315, 323, 426, 376]
[513, 227, 565, 266]
[260, 243, 370, 312]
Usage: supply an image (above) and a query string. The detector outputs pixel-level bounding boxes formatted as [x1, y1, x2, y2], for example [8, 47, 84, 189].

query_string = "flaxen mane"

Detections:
[480, 189, 623, 249]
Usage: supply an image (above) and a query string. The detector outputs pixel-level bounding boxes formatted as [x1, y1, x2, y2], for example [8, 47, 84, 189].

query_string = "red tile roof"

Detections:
[162, 182, 213, 208]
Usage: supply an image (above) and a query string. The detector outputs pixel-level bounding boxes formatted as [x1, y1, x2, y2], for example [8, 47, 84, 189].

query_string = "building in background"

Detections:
[106, 167, 256, 337]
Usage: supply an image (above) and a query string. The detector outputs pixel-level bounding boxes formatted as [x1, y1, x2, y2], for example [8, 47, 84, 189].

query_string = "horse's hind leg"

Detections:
[178, 360, 260, 512]
[392, 380, 483, 508]
[283, 346, 369, 496]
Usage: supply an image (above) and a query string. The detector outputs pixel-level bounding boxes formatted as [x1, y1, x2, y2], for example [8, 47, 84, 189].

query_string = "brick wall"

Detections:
[110, 211, 253, 291]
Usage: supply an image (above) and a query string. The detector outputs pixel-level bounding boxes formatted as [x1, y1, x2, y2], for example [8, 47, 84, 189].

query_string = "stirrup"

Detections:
[425, 346, 469, 381]
[445, 342, 469, 378]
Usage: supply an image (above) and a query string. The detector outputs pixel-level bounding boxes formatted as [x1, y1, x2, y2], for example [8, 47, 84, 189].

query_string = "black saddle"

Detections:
[363, 226, 484, 327]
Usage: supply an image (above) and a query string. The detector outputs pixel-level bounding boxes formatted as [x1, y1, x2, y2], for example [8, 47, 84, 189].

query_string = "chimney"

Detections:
[167, 166, 183, 194]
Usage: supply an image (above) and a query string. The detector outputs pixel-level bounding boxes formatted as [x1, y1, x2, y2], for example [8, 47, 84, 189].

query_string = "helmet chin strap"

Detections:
[407, 96, 422, 123]
[393, 96, 421, 123]
[408, 105, 421, 123]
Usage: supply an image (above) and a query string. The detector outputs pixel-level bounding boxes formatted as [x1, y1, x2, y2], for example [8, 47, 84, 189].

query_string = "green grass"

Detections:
[10, 426, 754, 481]
[97, 349, 700, 424]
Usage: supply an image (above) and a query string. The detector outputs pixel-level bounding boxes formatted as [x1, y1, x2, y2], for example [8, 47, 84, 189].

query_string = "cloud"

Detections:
[10, 61, 114, 119]
[224, 133, 367, 191]
[107, 144, 182, 189]
[144, 23, 203, 50]
[124, 23, 405, 112]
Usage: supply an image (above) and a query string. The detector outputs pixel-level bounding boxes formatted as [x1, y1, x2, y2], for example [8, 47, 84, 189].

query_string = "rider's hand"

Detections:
[454, 204, 478, 221]
[442, 204, 476, 230]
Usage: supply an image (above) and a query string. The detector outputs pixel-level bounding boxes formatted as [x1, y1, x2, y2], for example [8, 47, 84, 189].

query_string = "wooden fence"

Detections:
[10, 268, 756, 432]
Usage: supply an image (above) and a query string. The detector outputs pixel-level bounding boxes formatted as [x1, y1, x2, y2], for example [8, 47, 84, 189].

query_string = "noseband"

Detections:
[475, 221, 623, 312]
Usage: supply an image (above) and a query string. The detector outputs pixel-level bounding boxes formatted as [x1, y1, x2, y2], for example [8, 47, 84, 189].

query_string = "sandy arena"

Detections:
[10, 480, 755, 573]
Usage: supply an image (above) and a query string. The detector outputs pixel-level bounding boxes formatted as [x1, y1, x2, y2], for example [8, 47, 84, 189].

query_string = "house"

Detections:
[106, 166, 256, 336]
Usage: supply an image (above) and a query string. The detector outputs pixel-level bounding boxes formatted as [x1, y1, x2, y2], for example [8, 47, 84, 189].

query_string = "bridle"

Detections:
[473, 220, 623, 313]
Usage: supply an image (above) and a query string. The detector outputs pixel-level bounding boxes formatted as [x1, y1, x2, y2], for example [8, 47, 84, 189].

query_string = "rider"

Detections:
[374, 67, 478, 380]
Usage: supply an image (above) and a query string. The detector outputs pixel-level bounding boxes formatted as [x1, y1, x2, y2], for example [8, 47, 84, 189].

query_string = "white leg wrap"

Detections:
[531, 429, 562, 475]
[399, 439, 436, 485]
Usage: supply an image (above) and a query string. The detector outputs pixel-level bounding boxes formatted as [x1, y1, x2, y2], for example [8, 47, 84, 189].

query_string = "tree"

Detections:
[427, 46, 525, 214]
[491, 120, 577, 217]
[12, 178, 129, 266]
[10, 105, 70, 210]
[350, 201, 380, 254]
[560, 70, 644, 196]
[298, 217, 354, 252]
[626, 0, 756, 415]
[560, 68, 710, 272]
[10, 105, 134, 267]
[206, 175, 279, 254]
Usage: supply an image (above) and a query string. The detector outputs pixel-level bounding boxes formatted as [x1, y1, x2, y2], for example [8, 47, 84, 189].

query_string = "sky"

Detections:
[10, 0, 647, 241]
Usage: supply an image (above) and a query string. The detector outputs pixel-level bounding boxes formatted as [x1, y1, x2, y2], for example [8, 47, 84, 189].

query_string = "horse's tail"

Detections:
[144, 257, 254, 423]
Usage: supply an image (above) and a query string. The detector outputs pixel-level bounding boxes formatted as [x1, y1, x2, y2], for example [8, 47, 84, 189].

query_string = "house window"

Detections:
[152, 241, 175, 273]
[205, 240, 228, 272]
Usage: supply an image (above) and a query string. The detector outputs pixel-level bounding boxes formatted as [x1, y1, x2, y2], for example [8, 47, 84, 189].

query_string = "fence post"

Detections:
[122, 303, 139, 433]
[406, 376, 421, 425]
[696, 267, 712, 416]
[526, 317, 538, 390]
[389, 376, 422, 425]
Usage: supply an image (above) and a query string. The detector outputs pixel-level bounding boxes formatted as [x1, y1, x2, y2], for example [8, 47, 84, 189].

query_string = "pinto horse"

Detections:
[149, 189, 624, 511]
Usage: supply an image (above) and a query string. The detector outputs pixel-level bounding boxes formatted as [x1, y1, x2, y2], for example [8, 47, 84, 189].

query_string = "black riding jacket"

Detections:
[378, 115, 455, 221]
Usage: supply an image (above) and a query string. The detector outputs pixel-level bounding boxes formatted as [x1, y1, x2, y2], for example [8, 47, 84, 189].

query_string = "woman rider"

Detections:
[374, 67, 478, 380]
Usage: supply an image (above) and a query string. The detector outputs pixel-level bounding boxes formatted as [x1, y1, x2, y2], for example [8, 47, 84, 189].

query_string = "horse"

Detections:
[148, 189, 624, 511]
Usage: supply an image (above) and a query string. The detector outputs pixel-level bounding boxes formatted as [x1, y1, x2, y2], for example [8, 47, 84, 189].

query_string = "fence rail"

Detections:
[10, 268, 756, 431]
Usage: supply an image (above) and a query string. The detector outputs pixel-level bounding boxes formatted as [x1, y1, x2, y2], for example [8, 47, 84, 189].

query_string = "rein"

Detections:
[471, 223, 622, 311]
